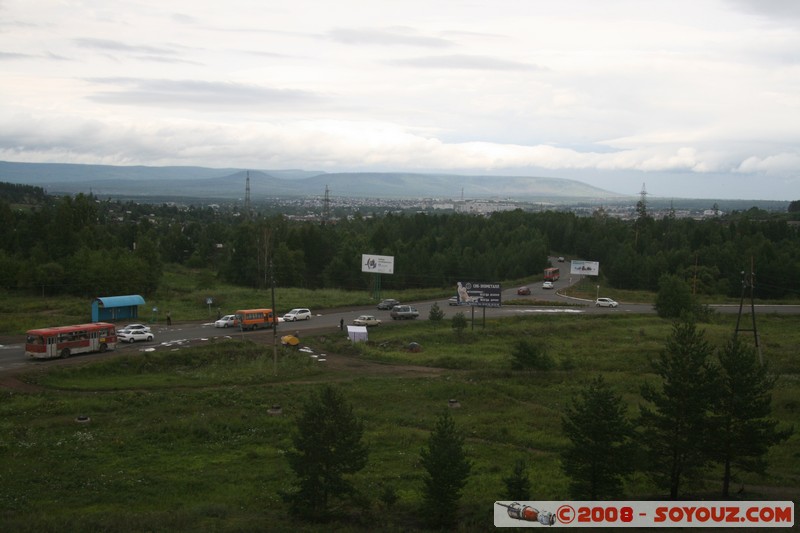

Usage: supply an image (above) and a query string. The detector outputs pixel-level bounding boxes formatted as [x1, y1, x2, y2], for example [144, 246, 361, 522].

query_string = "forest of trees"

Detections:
[1, 184, 799, 299]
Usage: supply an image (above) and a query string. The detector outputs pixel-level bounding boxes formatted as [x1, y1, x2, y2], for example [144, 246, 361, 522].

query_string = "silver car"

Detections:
[214, 314, 236, 328]
[595, 297, 619, 308]
[283, 308, 311, 321]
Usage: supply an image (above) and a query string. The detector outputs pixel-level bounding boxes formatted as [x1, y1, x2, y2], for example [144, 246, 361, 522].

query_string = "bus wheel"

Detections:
[99, 343, 108, 353]
[60, 349, 71, 359]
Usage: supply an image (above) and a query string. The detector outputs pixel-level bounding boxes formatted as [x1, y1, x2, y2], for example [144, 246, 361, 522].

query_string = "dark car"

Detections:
[377, 298, 400, 310]
[517, 286, 531, 296]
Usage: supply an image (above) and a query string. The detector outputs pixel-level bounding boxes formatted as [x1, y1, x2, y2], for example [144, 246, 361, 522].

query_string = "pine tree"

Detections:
[502, 458, 531, 501]
[428, 301, 445, 329]
[713, 336, 793, 496]
[282, 385, 369, 521]
[639, 318, 720, 499]
[451, 311, 468, 340]
[561, 375, 634, 499]
[419, 410, 472, 529]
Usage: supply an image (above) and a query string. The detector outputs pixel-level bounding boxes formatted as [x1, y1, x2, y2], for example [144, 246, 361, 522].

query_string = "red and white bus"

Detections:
[543, 267, 560, 281]
[25, 322, 118, 360]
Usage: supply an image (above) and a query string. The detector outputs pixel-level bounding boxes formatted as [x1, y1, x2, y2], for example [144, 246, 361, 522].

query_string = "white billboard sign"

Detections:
[362, 254, 395, 274]
[570, 260, 600, 276]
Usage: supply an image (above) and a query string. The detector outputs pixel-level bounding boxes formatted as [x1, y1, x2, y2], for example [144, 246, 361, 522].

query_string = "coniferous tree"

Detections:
[713, 336, 793, 496]
[654, 274, 694, 319]
[428, 301, 444, 329]
[511, 339, 554, 371]
[282, 385, 368, 521]
[561, 375, 634, 499]
[451, 311, 468, 340]
[419, 410, 472, 529]
[502, 458, 532, 501]
[639, 319, 720, 499]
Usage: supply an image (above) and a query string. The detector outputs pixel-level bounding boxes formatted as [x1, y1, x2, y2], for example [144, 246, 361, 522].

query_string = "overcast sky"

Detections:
[1, 0, 799, 200]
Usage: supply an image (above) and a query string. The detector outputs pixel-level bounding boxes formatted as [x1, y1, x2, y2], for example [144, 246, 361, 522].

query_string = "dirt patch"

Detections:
[0, 374, 44, 393]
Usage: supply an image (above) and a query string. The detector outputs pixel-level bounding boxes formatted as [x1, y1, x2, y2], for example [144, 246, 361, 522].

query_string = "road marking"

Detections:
[518, 309, 584, 314]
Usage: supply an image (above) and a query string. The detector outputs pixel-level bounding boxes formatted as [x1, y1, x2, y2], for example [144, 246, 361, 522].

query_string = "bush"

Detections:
[511, 339, 555, 370]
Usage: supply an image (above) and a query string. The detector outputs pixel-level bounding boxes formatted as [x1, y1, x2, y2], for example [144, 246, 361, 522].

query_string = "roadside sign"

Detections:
[456, 281, 502, 307]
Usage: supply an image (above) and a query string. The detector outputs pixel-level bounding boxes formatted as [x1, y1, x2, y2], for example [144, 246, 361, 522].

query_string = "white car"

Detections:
[542, 281, 554, 289]
[118, 327, 154, 343]
[283, 308, 311, 321]
[595, 298, 619, 308]
[353, 315, 381, 327]
[214, 314, 236, 328]
[122, 324, 151, 334]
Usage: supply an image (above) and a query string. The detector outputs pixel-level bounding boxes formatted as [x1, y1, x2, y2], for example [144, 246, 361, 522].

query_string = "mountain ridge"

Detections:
[0, 160, 626, 200]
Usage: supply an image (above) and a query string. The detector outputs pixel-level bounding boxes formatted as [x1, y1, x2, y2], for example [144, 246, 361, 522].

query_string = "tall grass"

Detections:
[1, 313, 798, 531]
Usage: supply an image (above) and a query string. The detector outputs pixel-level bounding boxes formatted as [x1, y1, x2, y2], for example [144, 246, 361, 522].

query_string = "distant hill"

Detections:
[0, 161, 624, 201]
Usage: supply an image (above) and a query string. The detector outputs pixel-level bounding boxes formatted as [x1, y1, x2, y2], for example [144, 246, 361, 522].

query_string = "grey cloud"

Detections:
[328, 27, 453, 48]
[74, 38, 178, 56]
[170, 13, 199, 25]
[0, 51, 34, 60]
[85, 78, 324, 108]
[389, 54, 540, 71]
[0, 49, 70, 61]
[74, 38, 202, 65]
[725, 0, 800, 21]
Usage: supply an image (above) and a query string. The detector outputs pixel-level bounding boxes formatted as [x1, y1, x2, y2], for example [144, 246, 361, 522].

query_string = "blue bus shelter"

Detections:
[91, 295, 146, 322]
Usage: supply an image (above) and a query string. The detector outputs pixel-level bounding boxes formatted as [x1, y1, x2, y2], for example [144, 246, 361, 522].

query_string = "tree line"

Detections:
[1, 184, 798, 299]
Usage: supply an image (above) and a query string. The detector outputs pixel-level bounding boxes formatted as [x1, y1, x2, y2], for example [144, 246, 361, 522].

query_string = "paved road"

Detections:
[2, 283, 799, 376]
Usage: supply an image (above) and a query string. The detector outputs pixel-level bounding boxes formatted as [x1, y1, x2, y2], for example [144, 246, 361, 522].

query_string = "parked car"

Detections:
[390, 305, 419, 320]
[595, 297, 619, 308]
[214, 314, 236, 328]
[118, 327, 154, 343]
[283, 308, 311, 321]
[448, 296, 460, 306]
[377, 298, 400, 310]
[353, 315, 381, 327]
[517, 286, 531, 295]
[123, 324, 151, 334]
[542, 281, 554, 289]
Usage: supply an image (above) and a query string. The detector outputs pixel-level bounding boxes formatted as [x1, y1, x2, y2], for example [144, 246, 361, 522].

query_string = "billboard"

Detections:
[570, 260, 600, 276]
[456, 281, 502, 307]
[362, 254, 395, 274]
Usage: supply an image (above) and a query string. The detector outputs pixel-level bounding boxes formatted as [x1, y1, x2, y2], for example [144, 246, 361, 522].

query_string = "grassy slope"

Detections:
[1, 312, 797, 532]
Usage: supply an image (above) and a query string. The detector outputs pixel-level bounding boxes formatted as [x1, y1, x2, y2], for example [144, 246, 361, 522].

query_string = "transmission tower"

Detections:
[244, 170, 252, 217]
[322, 184, 331, 224]
[735, 258, 762, 365]
[244, 171, 252, 219]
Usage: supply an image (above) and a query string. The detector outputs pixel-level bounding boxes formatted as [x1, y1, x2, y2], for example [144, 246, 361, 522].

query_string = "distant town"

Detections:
[188, 194, 785, 223]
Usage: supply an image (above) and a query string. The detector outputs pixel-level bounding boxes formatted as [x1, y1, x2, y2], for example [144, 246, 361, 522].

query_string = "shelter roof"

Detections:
[94, 295, 145, 308]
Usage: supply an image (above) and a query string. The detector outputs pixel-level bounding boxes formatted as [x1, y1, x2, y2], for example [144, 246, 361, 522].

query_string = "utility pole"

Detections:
[270, 259, 278, 375]
[734, 257, 762, 365]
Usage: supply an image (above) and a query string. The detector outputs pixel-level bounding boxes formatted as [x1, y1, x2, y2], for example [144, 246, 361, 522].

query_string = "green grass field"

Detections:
[1, 311, 797, 532]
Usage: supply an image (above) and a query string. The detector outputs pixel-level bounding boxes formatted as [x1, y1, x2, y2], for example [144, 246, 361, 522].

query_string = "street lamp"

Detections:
[596, 285, 600, 300]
